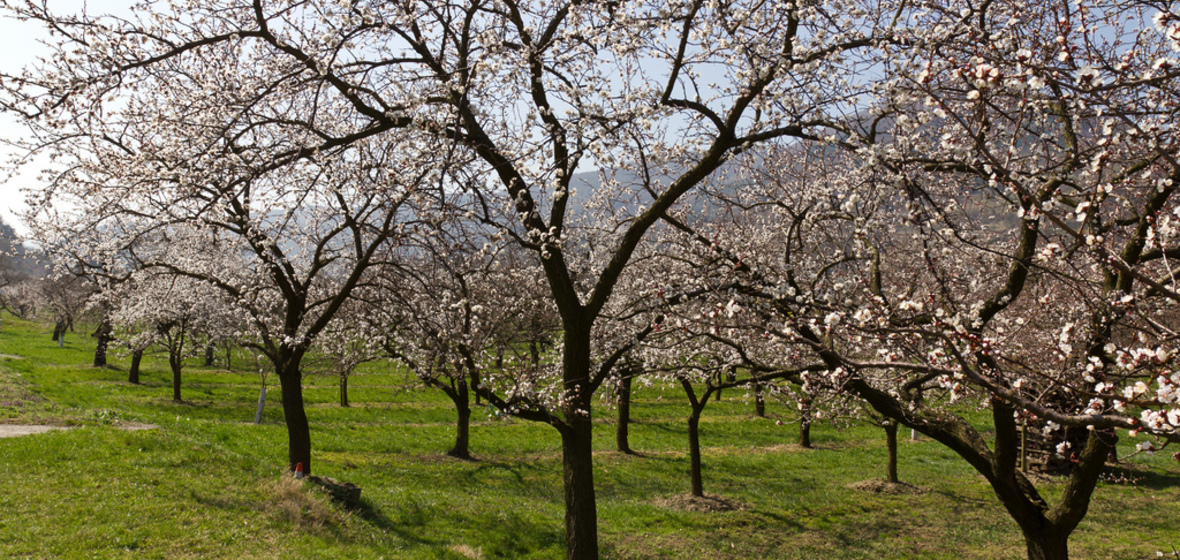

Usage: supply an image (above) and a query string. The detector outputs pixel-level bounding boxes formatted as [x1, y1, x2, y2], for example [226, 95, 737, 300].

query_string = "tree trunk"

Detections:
[93, 320, 112, 367]
[1020, 525, 1071, 560]
[204, 344, 215, 367]
[339, 371, 350, 407]
[884, 419, 899, 483]
[448, 379, 472, 459]
[687, 410, 704, 497]
[52, 320, 63, 342]
[560, 410, 598, 560]
[1009, 428, 1115, 560]
[128, 349, 143, 384]
[170, 354, 183, 402]
[616, 373, 633, 454]
[278, 367, 312, 476]
[93, 340, 108, 367]
[799, 398, 813, 448]
[559, 321, 598, 560]
[254, 385, 267, 424]
[753, 383, 766, 418]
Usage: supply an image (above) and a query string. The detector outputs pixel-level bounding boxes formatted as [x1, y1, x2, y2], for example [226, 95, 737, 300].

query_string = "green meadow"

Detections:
[1, 311, 1177, 559]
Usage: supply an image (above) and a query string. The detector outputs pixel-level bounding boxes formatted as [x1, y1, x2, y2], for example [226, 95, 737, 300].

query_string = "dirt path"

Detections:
[0, 423, 159, 438]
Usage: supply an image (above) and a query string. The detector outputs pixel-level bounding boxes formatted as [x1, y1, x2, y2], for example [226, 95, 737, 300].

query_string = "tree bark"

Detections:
[798, 398, 813, 448]
[559, 320, 598, 560]
[128, 349, 143, 384]
[170, 353, 183, 402]
[1020, 525, 1071, 560]
[204, 344, 214, 367]
[560, 410, 598, 560]
[884, 419, 899, 484]
[680, 379, 713, 498]
[339, 371, 350, 407]
[616, 373, 633, 454]
[92, 319, 112, 367]
[448, 379, 471, 459]
[278, 367, 312, 476]
[52, 320, 63, 342]
[687, 410, 704, 497]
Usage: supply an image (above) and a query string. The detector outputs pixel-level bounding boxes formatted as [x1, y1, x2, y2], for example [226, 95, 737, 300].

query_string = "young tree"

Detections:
[13, 131, 429, 476]
[110, 261, 242, 402]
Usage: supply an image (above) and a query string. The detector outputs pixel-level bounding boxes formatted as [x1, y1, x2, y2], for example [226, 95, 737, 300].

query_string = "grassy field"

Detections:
[1, 311, 1177, 559]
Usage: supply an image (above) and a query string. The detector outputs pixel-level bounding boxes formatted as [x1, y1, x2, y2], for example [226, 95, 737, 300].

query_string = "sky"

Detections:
[0, 1, 129, 236]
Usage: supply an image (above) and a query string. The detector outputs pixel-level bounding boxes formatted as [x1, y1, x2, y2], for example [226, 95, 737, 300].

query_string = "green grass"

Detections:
[1, 311, 1178, 559]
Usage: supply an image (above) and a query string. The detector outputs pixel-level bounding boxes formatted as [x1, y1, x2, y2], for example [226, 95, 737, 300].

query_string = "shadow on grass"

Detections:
[466, 457, 532, 485]
[352, 497, 442, 546]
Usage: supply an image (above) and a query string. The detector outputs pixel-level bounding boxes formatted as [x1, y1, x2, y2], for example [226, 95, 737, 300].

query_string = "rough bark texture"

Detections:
[279, 367, 312, 476]
[339, 372, 350, 408]
[559, 321, 598, 560]
[616, 373, 633, 454]
[561, 411, 598, 560]
[1021, 526, 1070, 560]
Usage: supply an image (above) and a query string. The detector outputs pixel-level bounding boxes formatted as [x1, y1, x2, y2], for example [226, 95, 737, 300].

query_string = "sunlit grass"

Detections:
[1, 311, 1177, 559]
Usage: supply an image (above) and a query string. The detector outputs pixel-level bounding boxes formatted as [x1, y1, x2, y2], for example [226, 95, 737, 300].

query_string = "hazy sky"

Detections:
[0, 1, 128, 236]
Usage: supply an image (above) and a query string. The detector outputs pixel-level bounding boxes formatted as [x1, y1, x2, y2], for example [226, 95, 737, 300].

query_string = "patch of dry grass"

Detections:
[449, 544, 485, 559]
[849, 479, 928, 495]
[266, 474, 348, 530]
[652, 493, 747, 513]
